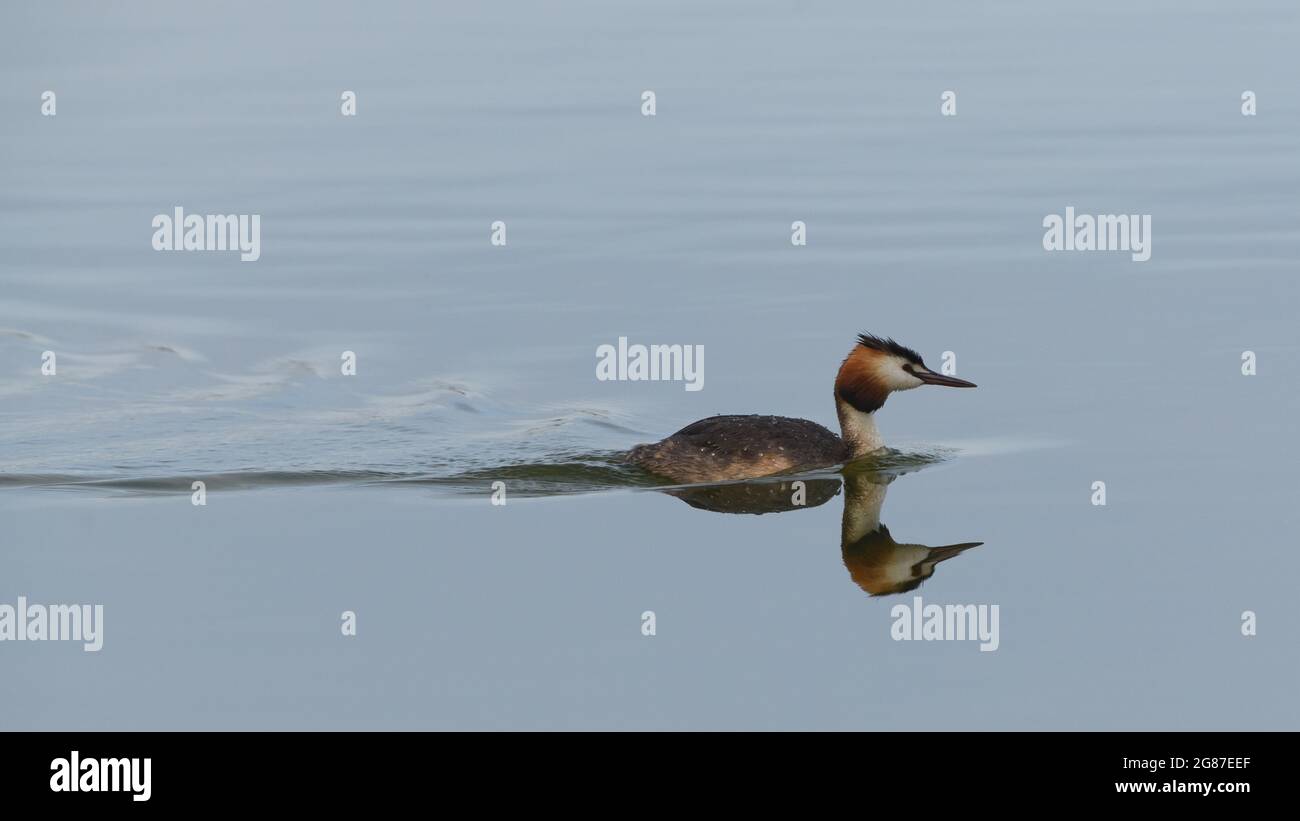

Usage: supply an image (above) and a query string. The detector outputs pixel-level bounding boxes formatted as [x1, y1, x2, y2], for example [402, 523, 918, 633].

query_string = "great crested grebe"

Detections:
[628, 333, 976, 483]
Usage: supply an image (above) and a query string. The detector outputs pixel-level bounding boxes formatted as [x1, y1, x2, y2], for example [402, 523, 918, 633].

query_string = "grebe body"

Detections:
[628, 334, 975, 484]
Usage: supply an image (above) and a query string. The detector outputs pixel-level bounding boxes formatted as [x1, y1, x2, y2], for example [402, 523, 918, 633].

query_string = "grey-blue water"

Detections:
[2, 1, 1297, 729]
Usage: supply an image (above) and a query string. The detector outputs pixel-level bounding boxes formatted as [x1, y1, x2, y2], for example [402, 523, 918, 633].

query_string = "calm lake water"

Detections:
[2, 1, 1298, 729]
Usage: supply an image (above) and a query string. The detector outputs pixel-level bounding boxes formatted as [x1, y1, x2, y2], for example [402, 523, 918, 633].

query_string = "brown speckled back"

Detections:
[627, 414, 849, 484]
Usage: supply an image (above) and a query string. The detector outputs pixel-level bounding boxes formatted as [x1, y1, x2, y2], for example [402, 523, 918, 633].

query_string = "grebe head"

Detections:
[832, 333, 975, 456]
[836, 333, 975, 414]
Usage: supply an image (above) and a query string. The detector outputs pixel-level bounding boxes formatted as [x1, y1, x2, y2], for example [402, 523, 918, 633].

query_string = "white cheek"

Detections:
[893, 372, 923, 391]
[878, 361, 923, 391]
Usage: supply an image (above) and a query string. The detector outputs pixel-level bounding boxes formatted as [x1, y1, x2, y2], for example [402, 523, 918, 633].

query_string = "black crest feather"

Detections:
[856, 333, 924, 366]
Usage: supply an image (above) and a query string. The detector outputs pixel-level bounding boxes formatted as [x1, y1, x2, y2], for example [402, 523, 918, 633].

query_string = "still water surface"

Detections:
[1, 1, 1297, 728]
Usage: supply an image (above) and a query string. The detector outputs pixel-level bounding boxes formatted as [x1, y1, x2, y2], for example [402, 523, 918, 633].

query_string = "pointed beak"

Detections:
[927, 542, 983, 563]
[917, 370, 977, 388]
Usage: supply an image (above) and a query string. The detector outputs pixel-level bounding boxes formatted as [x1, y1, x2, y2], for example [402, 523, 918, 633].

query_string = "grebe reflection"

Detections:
[661, 465, 981, 597]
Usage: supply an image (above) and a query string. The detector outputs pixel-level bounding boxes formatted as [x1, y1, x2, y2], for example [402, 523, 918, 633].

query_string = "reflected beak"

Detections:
[928, 542, 983, 563]
[917, 370, 977, 388]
